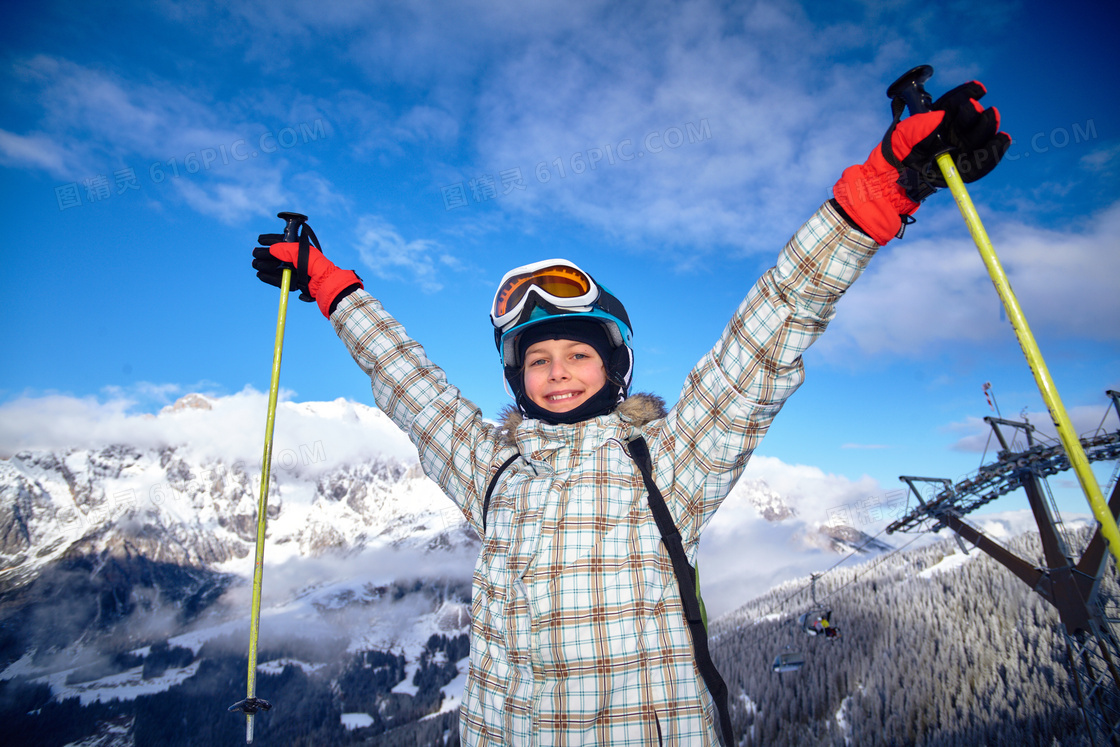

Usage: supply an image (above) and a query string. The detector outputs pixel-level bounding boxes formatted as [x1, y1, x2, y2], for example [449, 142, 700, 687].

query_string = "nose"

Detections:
[548, 359, 570, 381]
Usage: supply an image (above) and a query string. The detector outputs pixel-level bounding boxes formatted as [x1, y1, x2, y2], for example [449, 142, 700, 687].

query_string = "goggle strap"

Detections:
[594, 288, 632, 331]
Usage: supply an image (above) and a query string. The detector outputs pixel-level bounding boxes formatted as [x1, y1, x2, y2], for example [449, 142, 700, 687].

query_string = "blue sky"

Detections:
[2, 0, 1118, 527]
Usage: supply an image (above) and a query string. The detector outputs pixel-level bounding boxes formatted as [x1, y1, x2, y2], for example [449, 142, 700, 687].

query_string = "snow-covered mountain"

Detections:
[0, 393, 474, 576]
[0, 393, 481, 742]
[1, 428, 470, 590]
[0, 391, 906, 745]
[0, 391, 884, 612]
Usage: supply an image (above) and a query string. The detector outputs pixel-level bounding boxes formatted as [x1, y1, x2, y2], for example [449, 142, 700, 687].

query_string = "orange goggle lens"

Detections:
[494, 265, 593, 319]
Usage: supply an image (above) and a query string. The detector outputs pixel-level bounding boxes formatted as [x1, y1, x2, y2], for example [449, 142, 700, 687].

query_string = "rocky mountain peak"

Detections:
[160, 393, 214, 414]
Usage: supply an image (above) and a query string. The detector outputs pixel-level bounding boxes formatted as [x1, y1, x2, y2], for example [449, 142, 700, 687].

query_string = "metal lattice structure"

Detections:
[887, 390, 1120, 746]
[887, 428, 1120, 535]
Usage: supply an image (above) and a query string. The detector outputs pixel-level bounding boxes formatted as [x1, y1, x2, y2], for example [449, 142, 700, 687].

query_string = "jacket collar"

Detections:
[496, 392, 667, 449]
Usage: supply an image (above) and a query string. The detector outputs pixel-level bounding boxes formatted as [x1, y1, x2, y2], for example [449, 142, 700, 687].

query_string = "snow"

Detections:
[971, 508, 1093, 540]
[834, 684, 864, 746]
[737, 689, 758, 716]
[168, 617, 247, 655]
[918, 550, 974, 579]
[341, 712, 375, 730]
[392, 658, 421, 696]
[61, 716, 135, 747]
[257, 658, 324, 675]
[0, 652, 38, 682]
[40, 662, 202, 706]
[433, 657, 471, 715]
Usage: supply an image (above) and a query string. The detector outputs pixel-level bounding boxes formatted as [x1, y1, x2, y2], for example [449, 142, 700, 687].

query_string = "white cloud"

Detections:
[469, 7, 849, 255]
[206, 0, 934, 255]
[172, 178, 282, 226]
[0, 384, 903, 620]
[4, 54, 343, 223]
[946, 401, 1120, 453]
[224, 0, 612, 86]
[0, 389, 418, 470]
[739, 455, 885, 521]
[397, 105, 460, 146]
[353, 215, 455, 293]
[422, 1, 1012, 265]
[1081, 142, 1120, 173]
[6, 2, 1048, 259]
[818, 199, 1120, 359]
[0, 129, 78, 179]
[16, 55, 239, 166]
[698, 454, 891, 618]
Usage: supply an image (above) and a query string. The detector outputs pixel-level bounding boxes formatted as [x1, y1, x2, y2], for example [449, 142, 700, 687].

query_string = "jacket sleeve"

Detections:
[652, 200, 880, 546]
[329, 290, 505, 535]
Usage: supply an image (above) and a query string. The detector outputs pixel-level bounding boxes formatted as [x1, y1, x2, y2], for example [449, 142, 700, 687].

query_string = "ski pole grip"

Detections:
[886, 64, 934, 116]
[277, 211, 308, 242]
[886, 64, 955, 166]
[276, 211, 312, 301]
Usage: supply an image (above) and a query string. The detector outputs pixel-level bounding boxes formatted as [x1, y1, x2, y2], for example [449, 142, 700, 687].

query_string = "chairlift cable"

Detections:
[1092, 402, 1114, 438]
[756, 526, 921, 622]
[813, 534, 924, 608]
[979, 428, 994, 471]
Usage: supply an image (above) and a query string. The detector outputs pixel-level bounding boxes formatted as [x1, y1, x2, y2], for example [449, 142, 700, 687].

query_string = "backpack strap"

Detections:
[627, 436, 734, 747]
[482, 452, 521, 534]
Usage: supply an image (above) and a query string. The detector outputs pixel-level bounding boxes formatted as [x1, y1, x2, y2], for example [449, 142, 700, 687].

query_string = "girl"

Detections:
[253, 81, 1008, 745]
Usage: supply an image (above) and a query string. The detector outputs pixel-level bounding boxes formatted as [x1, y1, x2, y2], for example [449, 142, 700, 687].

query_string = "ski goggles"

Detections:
[490, 259, 601, 332]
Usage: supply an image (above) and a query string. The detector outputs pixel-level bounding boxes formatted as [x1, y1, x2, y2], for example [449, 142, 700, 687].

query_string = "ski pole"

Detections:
[886, 65, 1119, 567]
[228, 210, 307, 742]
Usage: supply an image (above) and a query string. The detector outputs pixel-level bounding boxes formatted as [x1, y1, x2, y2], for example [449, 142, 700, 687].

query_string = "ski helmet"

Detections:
[490, 258, 635, 415]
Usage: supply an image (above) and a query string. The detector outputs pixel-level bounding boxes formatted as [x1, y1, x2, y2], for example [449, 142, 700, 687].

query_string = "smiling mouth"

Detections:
[546, 392, 582, 403]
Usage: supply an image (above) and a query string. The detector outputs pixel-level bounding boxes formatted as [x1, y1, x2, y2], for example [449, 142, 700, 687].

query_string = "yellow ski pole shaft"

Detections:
[243, 265, 290, 743]
[229, 211, 307, 742]
[934, 151, 1119, 565]
[885, 65, 1117, 568]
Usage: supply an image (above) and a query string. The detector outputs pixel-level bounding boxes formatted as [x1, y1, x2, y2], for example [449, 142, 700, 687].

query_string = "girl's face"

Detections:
[522, 338, 608, 413]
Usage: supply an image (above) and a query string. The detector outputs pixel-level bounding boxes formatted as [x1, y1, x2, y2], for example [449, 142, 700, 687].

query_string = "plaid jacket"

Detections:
[331, 201, 879, 745]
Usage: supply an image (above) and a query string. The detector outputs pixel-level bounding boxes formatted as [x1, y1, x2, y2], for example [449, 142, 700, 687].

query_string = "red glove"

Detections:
[253, 233, 363, 318]
[834, 81, 1010, 245]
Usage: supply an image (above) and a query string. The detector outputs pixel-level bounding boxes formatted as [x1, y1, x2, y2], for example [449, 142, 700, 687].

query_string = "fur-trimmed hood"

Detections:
[496, 392, 667, 447]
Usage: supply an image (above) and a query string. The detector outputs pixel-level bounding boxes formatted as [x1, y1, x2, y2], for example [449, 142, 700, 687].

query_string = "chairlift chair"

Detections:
[771, 647, 805, 674]
[798, 573, 841, 639]
[799, 608, 841, 639]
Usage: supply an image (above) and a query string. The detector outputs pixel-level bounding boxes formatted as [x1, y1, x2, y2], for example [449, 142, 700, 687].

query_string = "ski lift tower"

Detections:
[886, 390, 1120, 746]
